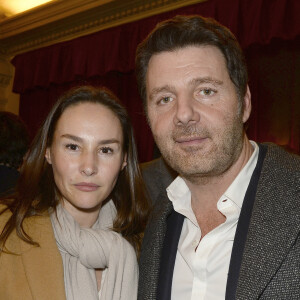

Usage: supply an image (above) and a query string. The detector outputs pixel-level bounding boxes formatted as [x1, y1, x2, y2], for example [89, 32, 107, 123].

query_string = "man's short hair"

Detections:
[135, 15, 248, 107]
[0, 112, 30, 169]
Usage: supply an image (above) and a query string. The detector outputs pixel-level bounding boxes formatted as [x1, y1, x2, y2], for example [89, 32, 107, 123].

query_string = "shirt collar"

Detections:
[223, 141, 259, 209]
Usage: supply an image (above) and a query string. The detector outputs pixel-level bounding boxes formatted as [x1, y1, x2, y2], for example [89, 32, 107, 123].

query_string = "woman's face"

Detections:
[45, 102, 127, 227]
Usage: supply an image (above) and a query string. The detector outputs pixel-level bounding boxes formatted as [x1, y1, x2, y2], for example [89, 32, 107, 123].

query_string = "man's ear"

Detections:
[121, 153, 127, 170]
[242, 85, 252, 123]
[45, 148, 52, 164]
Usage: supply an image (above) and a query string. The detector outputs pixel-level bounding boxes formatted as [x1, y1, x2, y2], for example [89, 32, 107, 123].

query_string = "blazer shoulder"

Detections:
[141, 157, 177, 179]
[141, 157, 177, 204]
[263, 143, 300, 169]
[262, 143, 300, 185]
[0, 208, 66, 299]
[0, 206, 55, 254]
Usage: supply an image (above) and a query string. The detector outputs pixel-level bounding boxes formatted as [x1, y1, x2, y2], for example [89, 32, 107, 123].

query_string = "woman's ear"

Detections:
[121, 153, 127, 170]
[45, 148, 52, 164]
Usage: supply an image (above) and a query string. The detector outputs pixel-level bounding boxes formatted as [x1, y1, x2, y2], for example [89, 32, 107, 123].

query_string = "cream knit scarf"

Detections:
[50, 200, 138, 300]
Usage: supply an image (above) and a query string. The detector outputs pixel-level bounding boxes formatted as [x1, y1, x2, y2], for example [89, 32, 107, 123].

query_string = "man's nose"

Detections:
[173, 95, 200, 126]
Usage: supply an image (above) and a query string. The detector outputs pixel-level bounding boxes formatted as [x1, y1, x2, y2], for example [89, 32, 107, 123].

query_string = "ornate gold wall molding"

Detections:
[0, 0, 206, 56]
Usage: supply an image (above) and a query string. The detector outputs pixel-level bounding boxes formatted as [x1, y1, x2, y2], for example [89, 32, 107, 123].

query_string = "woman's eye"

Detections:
[200, 88, 216, 96]
[100, 147, 113, 154]
[66, 144, 79, 151]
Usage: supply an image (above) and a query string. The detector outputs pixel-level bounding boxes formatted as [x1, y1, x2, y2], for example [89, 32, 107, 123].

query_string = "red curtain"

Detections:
[12, 0, 300, 160]
[245, 37, 300, 154]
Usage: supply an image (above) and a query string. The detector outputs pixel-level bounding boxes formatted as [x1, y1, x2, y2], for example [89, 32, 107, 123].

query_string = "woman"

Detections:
[0, 86, 149, 300]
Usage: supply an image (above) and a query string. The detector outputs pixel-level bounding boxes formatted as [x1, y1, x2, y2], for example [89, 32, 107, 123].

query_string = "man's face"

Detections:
[146, 45, 251, 181]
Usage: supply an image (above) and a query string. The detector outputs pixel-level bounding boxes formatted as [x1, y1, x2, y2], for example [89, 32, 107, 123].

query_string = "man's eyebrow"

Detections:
[148, 85, 176, 101]
[61, 134, 121, 145]
[189, 77, 223, 86]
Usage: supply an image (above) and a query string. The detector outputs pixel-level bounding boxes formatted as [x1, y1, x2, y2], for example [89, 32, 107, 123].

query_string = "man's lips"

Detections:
[74, 182, 100, 192]
[175, 136, 207, 145]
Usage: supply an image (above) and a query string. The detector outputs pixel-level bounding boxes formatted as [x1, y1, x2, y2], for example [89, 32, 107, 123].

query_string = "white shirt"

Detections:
[168, 141, 259, 300]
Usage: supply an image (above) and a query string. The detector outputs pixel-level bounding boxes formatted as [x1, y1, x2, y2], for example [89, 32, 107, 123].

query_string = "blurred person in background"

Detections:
[0, 111, 30, 196]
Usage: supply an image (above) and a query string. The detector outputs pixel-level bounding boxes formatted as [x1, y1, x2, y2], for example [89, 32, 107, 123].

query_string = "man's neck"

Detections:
[183, 138, 254, 237]
[185, 138, 254, 211]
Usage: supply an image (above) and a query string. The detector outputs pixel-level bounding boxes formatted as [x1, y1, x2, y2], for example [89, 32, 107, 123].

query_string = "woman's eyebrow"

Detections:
[98, 139, 121, 145]
[61, 134, 83, 143]
[61, 134, 121, 145]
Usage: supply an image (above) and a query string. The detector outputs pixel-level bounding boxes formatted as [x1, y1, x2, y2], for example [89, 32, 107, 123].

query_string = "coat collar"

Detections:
[20, 212, 66, 299]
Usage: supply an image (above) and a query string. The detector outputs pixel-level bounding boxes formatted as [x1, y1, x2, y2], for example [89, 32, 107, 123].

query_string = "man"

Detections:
[135, 15, 300, 299]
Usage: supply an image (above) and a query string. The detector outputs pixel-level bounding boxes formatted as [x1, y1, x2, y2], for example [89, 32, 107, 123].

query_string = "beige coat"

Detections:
[0, 206, 66, 299]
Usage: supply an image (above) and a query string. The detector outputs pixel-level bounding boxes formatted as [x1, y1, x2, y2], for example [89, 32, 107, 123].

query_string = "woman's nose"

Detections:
[80, 151, 98, 176]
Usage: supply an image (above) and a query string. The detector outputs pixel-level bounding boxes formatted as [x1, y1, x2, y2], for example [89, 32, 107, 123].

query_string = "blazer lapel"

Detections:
[138, 192, 174, 300]
[226, 144, 267, 299]
[20, 213, 66, 299]
[236, 145, 300, 298]
[157, 210, 184, 300]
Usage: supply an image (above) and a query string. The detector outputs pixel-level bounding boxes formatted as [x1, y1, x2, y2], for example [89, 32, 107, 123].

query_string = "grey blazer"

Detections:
[138, 144, 300, 300]
[141, 157, 177, 204]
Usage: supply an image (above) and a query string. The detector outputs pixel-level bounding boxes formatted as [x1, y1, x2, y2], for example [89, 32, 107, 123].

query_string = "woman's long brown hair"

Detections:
[0, 86, 150, 254]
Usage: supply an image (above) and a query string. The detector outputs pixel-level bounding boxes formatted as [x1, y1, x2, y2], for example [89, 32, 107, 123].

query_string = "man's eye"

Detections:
[100, 147, 113, 154]
[66, 144, 79, 151]
[200, 89, 215, 96]
[159, 96, 173, 104]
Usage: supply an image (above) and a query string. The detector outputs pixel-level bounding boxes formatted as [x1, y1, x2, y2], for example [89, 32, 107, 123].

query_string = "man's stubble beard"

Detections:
[153, 113, 245, 184]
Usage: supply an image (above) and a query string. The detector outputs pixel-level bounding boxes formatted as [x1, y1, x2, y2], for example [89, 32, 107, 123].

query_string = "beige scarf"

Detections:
[50, 200, 138, 300]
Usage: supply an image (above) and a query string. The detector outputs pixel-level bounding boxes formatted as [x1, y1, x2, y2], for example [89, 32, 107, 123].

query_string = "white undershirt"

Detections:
[168, 141, 259, 300]
[98, 268, 107, 299]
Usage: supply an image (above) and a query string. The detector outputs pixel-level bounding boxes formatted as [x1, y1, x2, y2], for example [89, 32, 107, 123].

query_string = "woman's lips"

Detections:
[74, 182, 100, 192]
